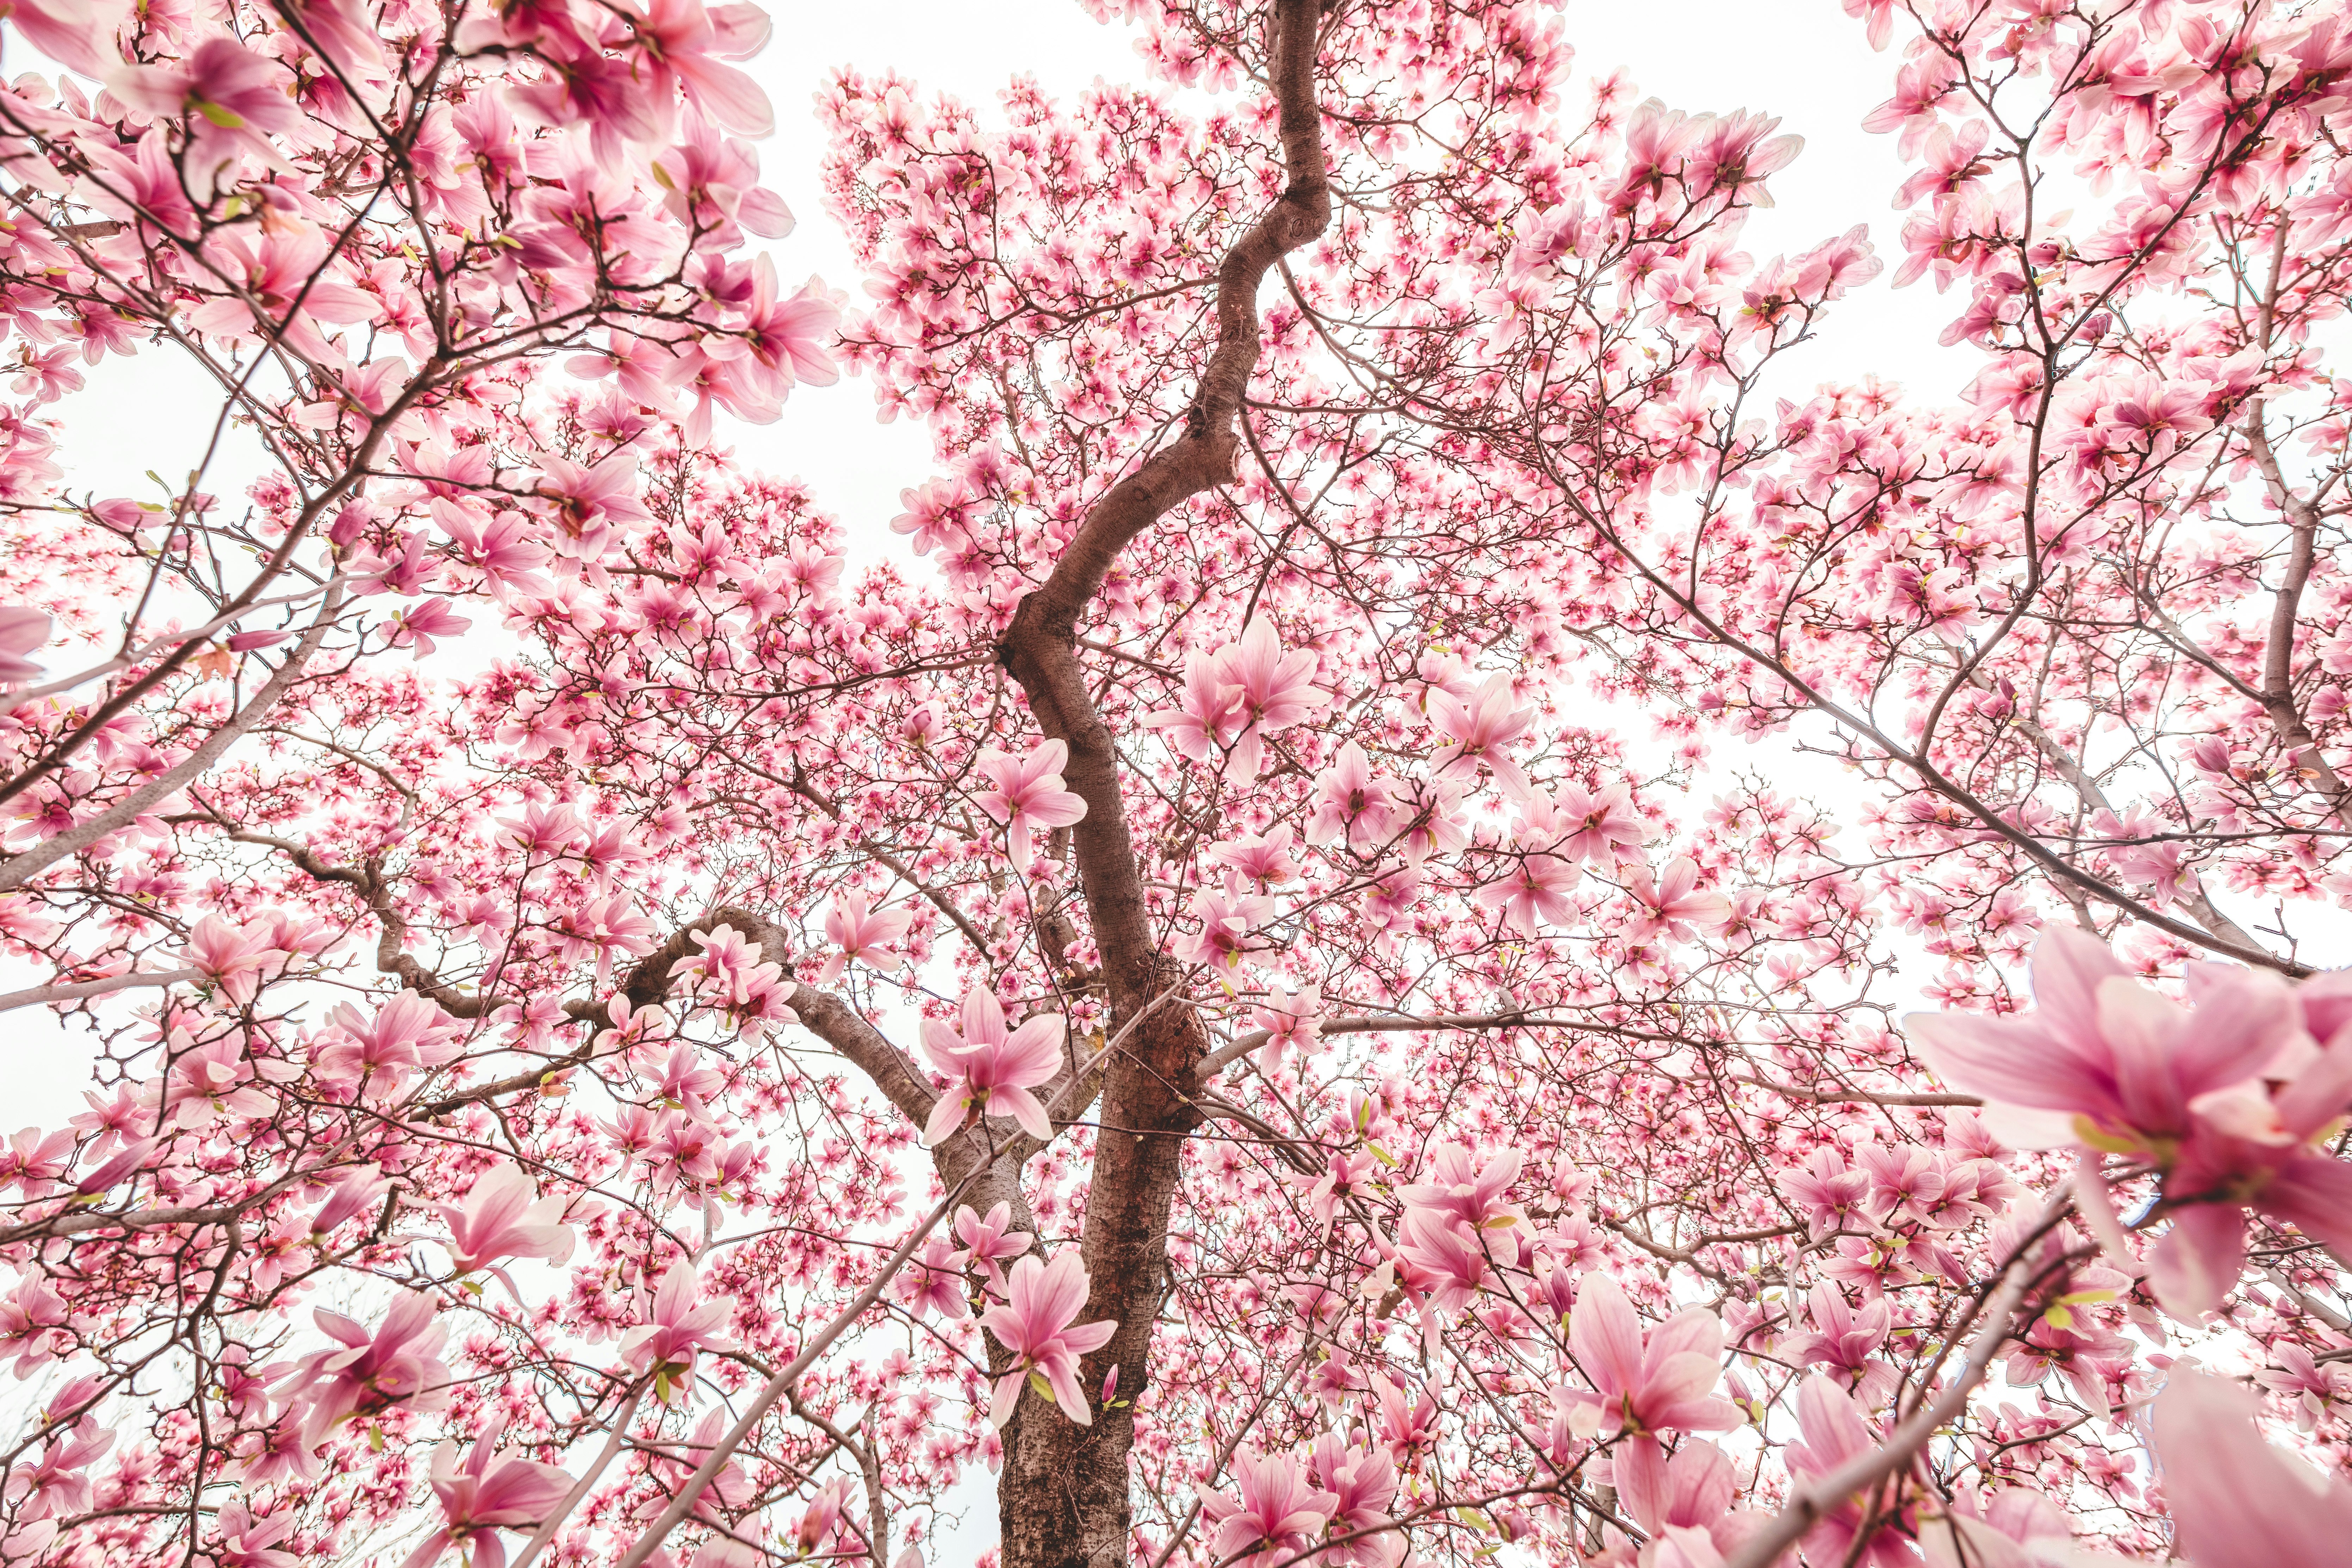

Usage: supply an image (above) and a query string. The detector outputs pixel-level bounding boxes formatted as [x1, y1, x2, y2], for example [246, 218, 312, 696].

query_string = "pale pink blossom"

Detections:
[1304, 742, 1401, 852]
[1624, 857, 1733, 942]
[954, 1201, 1032, 1292]
[1197, 1450, 1336, 1567]
[276, 1292, 452, 1444]
[2152, 1370, 2352, 1568]
[918, 987, 1065, 1145]
[978, 1250, 1117, 1427]
[817, 890, 913, 981]
[619, 1262, 735, 1399]
[0, 607, 50, 685]
[973, 739, 1089, 875]
[398, 1425, 572, 1568]
[433, 1163, 576, 1276]
[1427, 674, 1536, 798]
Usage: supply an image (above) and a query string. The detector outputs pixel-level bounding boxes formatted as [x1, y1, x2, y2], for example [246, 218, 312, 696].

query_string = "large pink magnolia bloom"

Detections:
[181, 915, 278, 1005]
[816, 890, 912, 982]
[953, 1200, 1031, 1291]
[399, 1425, 572, 1568]
[1475, 850, 1581, 935]
[1909, 928, 2352, 1316]
[1303, 740, 1401, 852]
[629, 0, 774, 137]
[1197, 1449, 1338, 1567]
[619, 1262, 734, 1399]
[1144, 618, 1325, 782]
[1624, 857, 1733, 942]
[973, 739, 1088, 874]
[1562, 1273, 1739, 1527]
[433, 1163, 577, 1277]
[917, 987, 1065, 1145]
[1784, 1376, 1917, 1568]
[2151, 1370, 2352, 1568]
[0, 0, 115, 74]
[978, 1250, 1117, 1427]
[1426, 674, 1536, 798]
[109, 39, 304, 198]
[276, 1291, 452, 1444]
[0, 607, 49, 685]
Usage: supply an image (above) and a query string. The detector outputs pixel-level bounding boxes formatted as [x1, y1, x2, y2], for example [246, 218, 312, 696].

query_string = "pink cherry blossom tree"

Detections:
[4, 0, 2352, 1566]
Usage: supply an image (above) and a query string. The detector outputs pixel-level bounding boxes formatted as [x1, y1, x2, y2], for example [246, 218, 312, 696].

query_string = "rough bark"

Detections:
[990, 2, 1331, 1562]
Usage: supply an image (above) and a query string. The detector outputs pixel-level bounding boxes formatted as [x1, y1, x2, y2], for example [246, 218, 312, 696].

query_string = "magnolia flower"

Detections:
[1197, 1450, 1337, 1567]
[1475, 851, 1581, 935]
[1910, 928, 2352, 1318]
[978, 1251, 1116, 1427]
[434, 1163, 576, 1277]
[973, 739, 1089, 874]
[1143, 619, 1324, 782]
[1303, 742, 1400, 852]
[182, 915, 279, 1005]
[0, 607, 50, 686]
[918, 987, 1065, 1145]
[1218, 619, 1325, 777]
[108, 39, 303, 198]
[619, 1262, 736, 1399]
[894, 1235, 972, 1322]
[1178, 875, 1277, 975]
[1250, 981, 1322, 1074]
[1562, 1273, 1739, 1527]
[1624, 857, 1732, 941]
[1426, 674, 1536, 798]
[2152, 1369, 2352, 1567]
[817, 890, 913, 982]
[954, 1201, 1033, 1292]
[277, 1292, 452, 1444]
[399, 1425, 572, 1568]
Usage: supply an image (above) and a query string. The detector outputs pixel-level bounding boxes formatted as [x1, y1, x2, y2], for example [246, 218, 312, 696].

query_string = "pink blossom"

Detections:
[2152, 1370, 2352, 1568]
[978, 1250, 1117, 1427]
[1304, 742, 1400, 852]
[1563, 1272, 1738, 1521]
[1249, 980, 1321, 1074]
[817, 890, 912, 982]
[108, 40, 304, 198]
[972, 740, 1089, 875]
[209, 1501, 299, 1568]
[954, 1201, 1033, 1292]
[1784, 1376, 1916, 1568]
[1426, 674, 1536, 797]
[619, 1262, 735, 1399]
[398, 1425, 572, 1568]
[1475, 850, 1581, 935]
[182, 915, 278, 1005]
[1177, 874, 1277, 975]
[1909, 928, 2350, 1316]
[0, 606, 50, 685]
[1197, 1450, 1336, 1567]
[893, 1235, 972, 1322]
[314, 990, 462, 1094]
[917, 987, 1065, 1145]
[1623, 857, 1732, 941]
[432, 1163, 576, 1276]
[276, 1291, 452, 1444]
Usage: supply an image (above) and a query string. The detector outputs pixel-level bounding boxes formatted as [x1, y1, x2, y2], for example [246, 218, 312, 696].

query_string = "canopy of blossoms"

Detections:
[0, 0, 2348, 1566]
